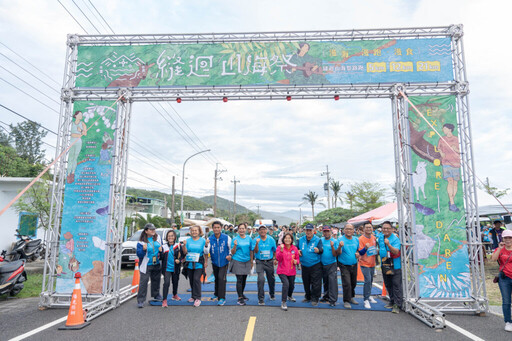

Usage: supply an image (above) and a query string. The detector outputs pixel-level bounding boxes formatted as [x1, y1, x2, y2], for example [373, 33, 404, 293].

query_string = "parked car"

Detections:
[121, 228, 168, 267]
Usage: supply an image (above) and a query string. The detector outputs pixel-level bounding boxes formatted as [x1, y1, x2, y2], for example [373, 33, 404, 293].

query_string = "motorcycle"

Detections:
[8, 230, 44, 262]
[0, 250, 7, 262]
[0, 258, 27, 296]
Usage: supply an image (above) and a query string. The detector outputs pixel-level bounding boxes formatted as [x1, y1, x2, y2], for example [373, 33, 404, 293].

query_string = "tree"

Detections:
[314, 207, 358, 225]
[0, 128, 10, 146]
[9, 121, 48, 164]
[302, 190, 325, 221]
[133, 213, 169, 229]
[349, 181, 387, 212]
[0, 143, 43, 177]
[13, 173, 51, 229]
[344, 191, 356, 210]
[330, 180, 343, 208]
[478, 177, 509, 199]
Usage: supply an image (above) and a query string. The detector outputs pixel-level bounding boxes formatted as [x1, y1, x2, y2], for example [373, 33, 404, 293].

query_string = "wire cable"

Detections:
[71, 0, 101, 34]
[0, 103, 58, 135]
[79, 0, 110, 34]
[128, 169, 169, 188]
[57, 0, 90, 34]
[0, 77, 59, 115]
[88, 0, 116, 34]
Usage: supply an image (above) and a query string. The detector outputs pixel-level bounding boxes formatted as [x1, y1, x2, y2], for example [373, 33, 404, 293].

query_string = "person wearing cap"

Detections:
[298, 223, 323, 306]
[491, 221, 507, 250]
[319, 225, 339, 307]
[229, 223, 253, 305]
[136, 223, 163, 308]
[337, 223, 360, 309]
[252, 225, 277, 304]
[491, 229, 512, 332]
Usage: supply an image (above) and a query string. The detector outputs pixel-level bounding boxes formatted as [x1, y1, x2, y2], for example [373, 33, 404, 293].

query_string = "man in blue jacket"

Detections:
[209, 221, 232, 306]
[298, 223, 323, 306]
[378, 221, 402, 314]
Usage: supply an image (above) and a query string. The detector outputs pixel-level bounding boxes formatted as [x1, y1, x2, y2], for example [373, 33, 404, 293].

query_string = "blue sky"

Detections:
[0, 0, 510, 214]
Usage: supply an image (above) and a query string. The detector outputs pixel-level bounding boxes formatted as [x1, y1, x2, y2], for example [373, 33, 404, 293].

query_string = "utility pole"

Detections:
[231, 176, 240, 224]
[321, 165, 331, 210]
[163, 196, 168, 218]
[171, 176, 175, 222]
[256, 205, 260, 215]
[214, 163, 226, 217]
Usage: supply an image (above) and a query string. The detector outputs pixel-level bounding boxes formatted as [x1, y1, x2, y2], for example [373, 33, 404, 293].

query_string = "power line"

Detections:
[0, 65, 60, 105]
[0, 51, 61, 94]
[0, 42, 61, 87]
[79, 0, 110, 34]
[128, 169, 169, 188]
[58, 0, 89, 34]
[0, 120, 56, 150]
[71, 0, 101, 34]
[88, 0, 116, 34]
[129, 150, 178, 177]
[0, 77, 59, 114]
[130, 136, 181, 173]
[0, 103, 58, 135]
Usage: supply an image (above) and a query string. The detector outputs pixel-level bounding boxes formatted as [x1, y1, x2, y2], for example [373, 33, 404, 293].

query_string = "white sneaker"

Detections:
[369, 297, 377, 304]
[364, 300, 371, 309]
[505, 322, 512, 332]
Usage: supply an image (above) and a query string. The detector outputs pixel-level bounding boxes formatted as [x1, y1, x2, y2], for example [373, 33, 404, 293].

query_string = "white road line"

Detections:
[8, 316, 68, 341]
[445, 320, 485, 341]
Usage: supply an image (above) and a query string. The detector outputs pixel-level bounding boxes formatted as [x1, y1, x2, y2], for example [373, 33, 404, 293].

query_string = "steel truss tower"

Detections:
[40, 25, 486, 327]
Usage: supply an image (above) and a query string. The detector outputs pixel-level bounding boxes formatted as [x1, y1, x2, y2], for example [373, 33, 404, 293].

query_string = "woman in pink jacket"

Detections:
[276, 232, 300, 311]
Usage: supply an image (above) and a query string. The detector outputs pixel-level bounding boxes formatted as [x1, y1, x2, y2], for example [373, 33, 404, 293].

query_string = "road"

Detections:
[1, 271, 509, 341]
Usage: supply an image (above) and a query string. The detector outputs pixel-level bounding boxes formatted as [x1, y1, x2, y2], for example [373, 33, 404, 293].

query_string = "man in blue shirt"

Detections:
[337, 223, 360, 309]
[319, 226, 339, 307]
[377, 221, 402, 314]
[209, 221, 232, 306]
[298, 223, 323, 306]
[252, 225, 277, 304]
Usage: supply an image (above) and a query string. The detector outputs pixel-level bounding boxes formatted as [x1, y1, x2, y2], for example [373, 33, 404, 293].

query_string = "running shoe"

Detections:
[505, 322, 512, 332]
[302, 298, 311, 303]
[269, 296, 275, 301]
[364, 300, 371, 309]
[218, 298, 226, 306]
[258, 300, 265, 306]
[384, 303, 393, 309]
[211, 295, 218, 301]
[172, 295, 182, 301]
[281, 302, 288, 311]
[350, 298, 358, 305]
[330, 302, 337, 307]
[154, 294, 163, 301]
[237, 299, 246, 306]
[311, 301, 319, 306]
[287, 296, 296, 302]
[162, 299, 168, 308]
[137, 302, 144, 308]
[369, 297, 377, 304]
[243, 295, 249, 302]
[391, 304, 400, 314]
[187, 298, 194, 303]
[194, 299, 201, 307]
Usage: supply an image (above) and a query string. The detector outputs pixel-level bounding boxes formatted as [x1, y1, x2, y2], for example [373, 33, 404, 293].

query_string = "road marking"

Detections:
[244, 316, 256, 341]
[9, 316, 68, 341]
[445, 320, 485, 341]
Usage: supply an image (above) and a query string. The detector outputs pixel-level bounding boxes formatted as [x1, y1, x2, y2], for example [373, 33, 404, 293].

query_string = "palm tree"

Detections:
[330, 180, 343, 208]
[344, 191, 356, 211]
[302, 190, 325, 220]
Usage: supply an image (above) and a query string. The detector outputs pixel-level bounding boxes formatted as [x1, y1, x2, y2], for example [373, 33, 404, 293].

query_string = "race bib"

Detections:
[260, 250, 271, 259]
[367, 246, 378, 256]
[186, 252, 200, 262]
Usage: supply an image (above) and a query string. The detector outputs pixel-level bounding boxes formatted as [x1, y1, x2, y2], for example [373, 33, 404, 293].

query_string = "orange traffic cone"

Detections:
[59, 272, 90, 330]
[357, 264, 364, 282]
[381, 283, 388, 297]
[131, 259, 140, 293]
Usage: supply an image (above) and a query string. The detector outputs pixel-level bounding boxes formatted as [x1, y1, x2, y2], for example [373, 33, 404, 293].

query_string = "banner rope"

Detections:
[0, 94, 126, 217]
[399, 90, 511, 216]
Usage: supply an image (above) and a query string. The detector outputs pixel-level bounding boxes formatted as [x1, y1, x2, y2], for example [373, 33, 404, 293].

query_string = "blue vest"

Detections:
[298, 235, 322, 267]
[209, 233, 230, 267]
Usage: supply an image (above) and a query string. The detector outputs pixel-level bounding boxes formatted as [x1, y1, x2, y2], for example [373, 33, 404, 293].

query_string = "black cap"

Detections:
[144, 223, 156, 230]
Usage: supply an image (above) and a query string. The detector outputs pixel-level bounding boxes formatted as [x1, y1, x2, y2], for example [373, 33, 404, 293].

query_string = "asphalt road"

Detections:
[1, 270, 510, 341]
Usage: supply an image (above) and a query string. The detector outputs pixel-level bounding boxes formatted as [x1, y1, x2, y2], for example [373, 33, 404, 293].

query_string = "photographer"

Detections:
[377, 221, 402, 314]
[491, 229, 512, 332]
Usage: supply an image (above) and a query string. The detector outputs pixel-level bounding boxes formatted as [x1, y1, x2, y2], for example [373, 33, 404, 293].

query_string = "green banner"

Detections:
[407, 95, 471, 298]
[75, 38, 453, 87]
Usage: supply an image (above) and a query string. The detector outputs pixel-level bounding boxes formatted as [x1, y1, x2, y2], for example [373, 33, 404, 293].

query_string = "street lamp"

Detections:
[180, 149, 210, 226]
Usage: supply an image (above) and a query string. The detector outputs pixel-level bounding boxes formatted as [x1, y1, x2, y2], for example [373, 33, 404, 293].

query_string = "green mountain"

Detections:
[198, 195, 251, 214]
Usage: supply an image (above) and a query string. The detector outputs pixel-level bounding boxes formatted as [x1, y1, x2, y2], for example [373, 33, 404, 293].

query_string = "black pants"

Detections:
[382, 268, 403, 307]
[236, 275, 247, 298]
[212, 264, 228, 300]
[321, 263, 338, 304]
[188, 267, 203, 300]
[256, 260, 275, 300]
[162, 269, 180, 299]
[278, 274, 296, 303]
[302, 262, 322, 302]
[339, 263, 357, 302]
[137, 264, 161, 304]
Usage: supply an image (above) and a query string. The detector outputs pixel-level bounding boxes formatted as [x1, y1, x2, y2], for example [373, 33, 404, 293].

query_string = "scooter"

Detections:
[0, 250, 7, 262]
[0, 258, 27, 296]
[8, 230, 44, 262]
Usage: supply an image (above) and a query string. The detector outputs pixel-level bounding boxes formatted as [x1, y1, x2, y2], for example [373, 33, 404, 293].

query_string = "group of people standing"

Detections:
[135, 220, 403, 313]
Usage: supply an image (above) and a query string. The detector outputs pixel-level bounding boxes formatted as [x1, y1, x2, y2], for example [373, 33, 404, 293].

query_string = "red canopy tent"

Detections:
[347, 202, 397, 225]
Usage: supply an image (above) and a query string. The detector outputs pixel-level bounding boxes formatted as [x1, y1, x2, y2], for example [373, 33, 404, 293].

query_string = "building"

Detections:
[176, 208, 214, 221]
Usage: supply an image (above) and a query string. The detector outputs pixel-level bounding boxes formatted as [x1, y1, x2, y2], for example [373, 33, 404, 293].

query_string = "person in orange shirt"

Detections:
[358, 222, 379, 309]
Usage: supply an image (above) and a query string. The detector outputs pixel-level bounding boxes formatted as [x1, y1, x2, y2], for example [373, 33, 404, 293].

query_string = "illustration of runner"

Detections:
[67, 110, 87, 184]
[437, 123, 460, 212]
